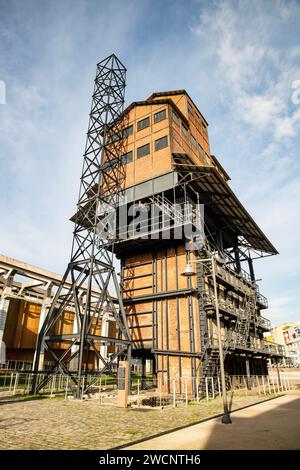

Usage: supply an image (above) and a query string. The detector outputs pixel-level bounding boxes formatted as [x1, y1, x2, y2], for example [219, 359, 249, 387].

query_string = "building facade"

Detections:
[107, 90, 284, 394]
[0, 255, 115, 370]
[271, 322, 300, 366]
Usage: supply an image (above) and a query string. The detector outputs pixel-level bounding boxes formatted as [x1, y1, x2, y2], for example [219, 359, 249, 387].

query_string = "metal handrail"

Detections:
[214, 261, 268, 308]
[257, 315, 271, 330]
[207, 332, 284, 355]
[204, 295, 270, 330]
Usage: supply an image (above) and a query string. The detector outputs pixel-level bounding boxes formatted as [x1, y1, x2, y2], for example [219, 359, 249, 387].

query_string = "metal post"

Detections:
[25, 373, 30, 395]
[211, 257, 231, 423]
[245, 357, 251, 390]
[216, 376, 221, 397]
[141, 355, 146, 391]
[127, 344, 132, 394]
[50, 375, 55, 398]
[9, 371, 13, 391]
[65, 376, 69, 400]
[267, 376, 271, 394]
[243, 376, 248, 394]
[256, 375, 261, 396]
[272, 377, 276, 394]
[205, 377, 208, 401]
[275, 377, 279, 393]
[185, 378, 188, 406]
[159, 380, 162, 408]
[276, 360, 282, 390]
[173, 379, 176, 407]
[261, 376, 266, 396]
[13, 372, 19, 395]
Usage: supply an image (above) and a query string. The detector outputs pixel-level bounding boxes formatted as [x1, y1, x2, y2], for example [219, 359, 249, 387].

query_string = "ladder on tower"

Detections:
[199, 348, 220, 397]
[233, 289, 257, 348]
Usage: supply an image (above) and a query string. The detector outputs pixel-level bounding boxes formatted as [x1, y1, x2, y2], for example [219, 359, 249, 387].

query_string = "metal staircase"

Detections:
[150, 194, 185, 227]
[198, 259, 258, 398]
[232, 289, 257, 348]
[147, 192, 258, 399]
[199, 348, 220, 397]
[149, 193, 210, 397]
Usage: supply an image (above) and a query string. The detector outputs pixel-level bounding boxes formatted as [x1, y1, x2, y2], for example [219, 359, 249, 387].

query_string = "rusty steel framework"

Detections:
[32, 54, 131, 397]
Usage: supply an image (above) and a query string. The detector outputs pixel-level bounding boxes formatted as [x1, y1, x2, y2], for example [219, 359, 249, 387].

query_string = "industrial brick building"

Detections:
[110, 90, 284, 394]
[0, 256, 115, 369]
[0, 88, 284, 396]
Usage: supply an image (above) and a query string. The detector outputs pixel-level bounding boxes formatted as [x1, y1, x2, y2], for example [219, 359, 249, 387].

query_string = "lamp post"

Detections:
[182, 255, 232, 424]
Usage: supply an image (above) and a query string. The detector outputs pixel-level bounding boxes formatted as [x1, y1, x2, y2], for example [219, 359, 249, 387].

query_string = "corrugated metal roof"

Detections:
[172, 153, 278, 255]
[121, 98, 189, 126]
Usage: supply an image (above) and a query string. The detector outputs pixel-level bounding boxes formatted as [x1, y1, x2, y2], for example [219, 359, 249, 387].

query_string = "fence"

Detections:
[0, 371, 119, 399]
[131, 372, 296, 407]
[0, 360, 53, 371]
[0, 370, 297, 405]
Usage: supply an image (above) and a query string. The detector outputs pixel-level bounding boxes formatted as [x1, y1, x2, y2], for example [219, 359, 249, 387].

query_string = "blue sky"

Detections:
[0, 0, 299, 326]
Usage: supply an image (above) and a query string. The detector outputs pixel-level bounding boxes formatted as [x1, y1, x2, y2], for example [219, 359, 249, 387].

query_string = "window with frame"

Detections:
[102, 158, 117, 171]
[137, 143, 150, 158]
[187, 103, 194, 115]
[122, 125, 133, 138]
[172, 112, 180, 126]
[122, 151, 133, 164]
[107, 132, 119, 144]
[195, 113, 201, 124]
[191, 134, 197, 147]
[182, 123, 189, 136]
[137, 116, 150, 131]
[154, 135, 168, 151]
[198, 143, 204, 156]
[154, 109, 166, 124]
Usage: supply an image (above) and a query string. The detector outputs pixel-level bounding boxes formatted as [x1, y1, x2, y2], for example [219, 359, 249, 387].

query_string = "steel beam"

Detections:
[32, 54, 131, 397]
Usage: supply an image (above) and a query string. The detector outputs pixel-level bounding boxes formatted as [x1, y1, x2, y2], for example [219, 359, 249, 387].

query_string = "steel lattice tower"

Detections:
[32, 54, 131, 397]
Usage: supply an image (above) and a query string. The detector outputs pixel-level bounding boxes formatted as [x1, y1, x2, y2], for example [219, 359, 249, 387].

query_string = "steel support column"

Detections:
[0, 270, 15, 343]
[33, 282, 53, 371]
[31, 54, 131, 397]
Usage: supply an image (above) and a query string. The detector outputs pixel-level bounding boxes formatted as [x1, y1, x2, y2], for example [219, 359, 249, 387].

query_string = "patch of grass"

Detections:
[124, 429, 140, 435]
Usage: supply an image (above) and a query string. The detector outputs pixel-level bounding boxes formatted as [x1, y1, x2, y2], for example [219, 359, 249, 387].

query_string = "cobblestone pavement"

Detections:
[0, 393, 280, 449]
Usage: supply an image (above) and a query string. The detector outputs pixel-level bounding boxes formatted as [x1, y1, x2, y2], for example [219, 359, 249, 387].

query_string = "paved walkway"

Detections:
[0, 392, 274, 449]
[125, 393, 300, 450]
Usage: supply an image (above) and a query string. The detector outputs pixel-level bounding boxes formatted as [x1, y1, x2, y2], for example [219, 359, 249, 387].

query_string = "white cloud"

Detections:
[238, 94, 285, 128]
[0, 0, 144, 273]
[192, 0, 300, 143]
[274, 108, 300, 139]
[191, 0, 300, 327]
[268, 296, 297, 326]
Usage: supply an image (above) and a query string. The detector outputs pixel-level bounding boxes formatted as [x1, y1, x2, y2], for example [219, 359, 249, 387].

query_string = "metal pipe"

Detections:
[211, 256, 232, 424]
